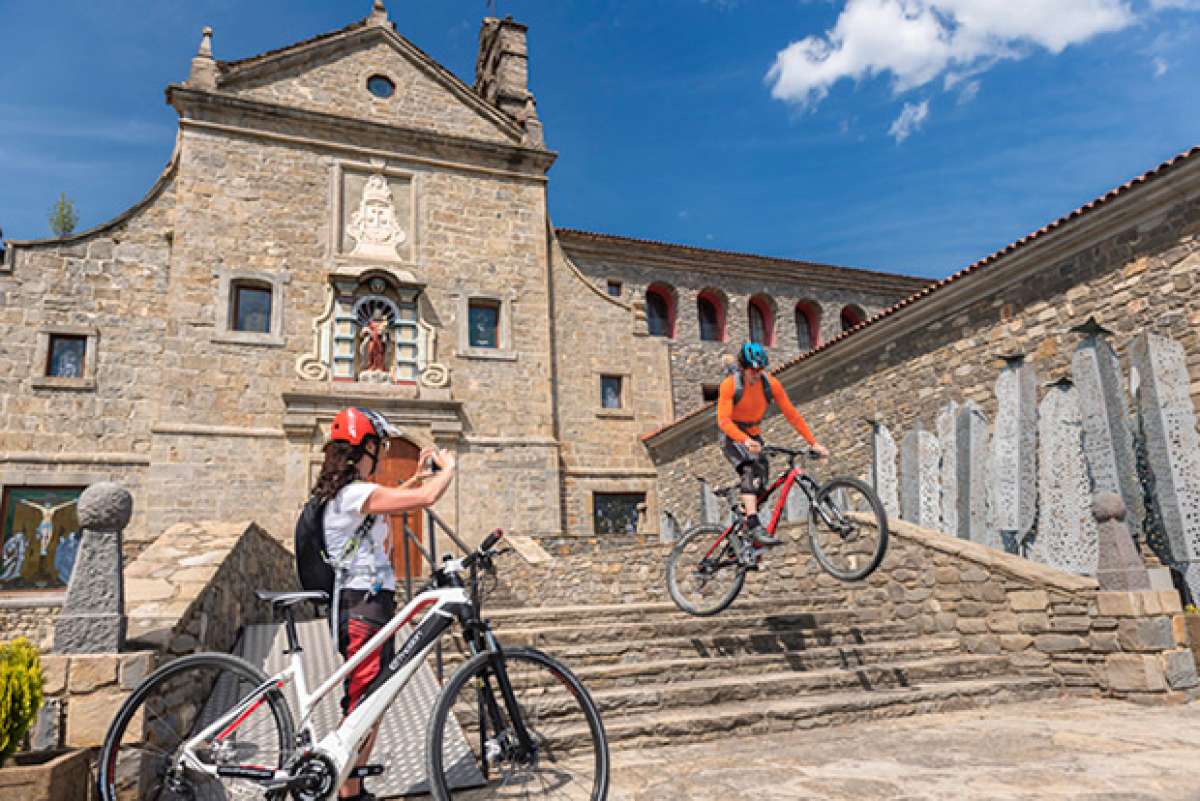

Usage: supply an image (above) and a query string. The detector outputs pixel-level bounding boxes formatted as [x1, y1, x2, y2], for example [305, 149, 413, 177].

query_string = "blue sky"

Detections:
[0, 0, 1197, 278]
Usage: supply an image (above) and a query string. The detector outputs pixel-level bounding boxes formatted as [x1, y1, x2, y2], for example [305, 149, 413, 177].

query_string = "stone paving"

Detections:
[604, 698, 1200, 800]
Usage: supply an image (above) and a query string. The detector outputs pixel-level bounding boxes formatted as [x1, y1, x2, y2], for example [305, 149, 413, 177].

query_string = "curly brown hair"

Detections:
[312, 439, 374, 502]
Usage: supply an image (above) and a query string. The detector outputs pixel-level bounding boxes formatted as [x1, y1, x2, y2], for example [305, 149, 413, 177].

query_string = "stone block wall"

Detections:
[125, 520, 296, 654]
[0, 596, 62, 651]
[648, 165, 1200, 529]
[497, 517, 1197, 702]
[560, 231, 922, 419]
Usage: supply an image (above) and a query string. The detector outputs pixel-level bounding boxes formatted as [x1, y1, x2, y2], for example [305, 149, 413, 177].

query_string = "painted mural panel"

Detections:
[1, 487, 83, 590]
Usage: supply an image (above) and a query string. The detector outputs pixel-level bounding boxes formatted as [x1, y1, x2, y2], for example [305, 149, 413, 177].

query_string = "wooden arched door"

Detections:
[375, 437, 425, 583]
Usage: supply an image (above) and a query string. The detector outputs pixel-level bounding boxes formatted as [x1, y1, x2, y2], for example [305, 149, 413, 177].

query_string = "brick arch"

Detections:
[840, 303, 866, 333]
[748, 293, 776, 346]
[645, 282, 677, 338]
[794, 300, 821, 352]
[696, 288, 727, 343]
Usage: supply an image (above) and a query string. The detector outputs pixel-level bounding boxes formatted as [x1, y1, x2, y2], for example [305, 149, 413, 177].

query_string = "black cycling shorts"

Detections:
[720, 433, 768, 495]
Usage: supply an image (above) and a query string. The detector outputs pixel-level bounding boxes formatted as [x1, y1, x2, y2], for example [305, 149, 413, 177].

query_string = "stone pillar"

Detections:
[869, 421, 900, 520]
[1072, 333, 1145, 541]
[935, 402, 960, 537]
[992, 357, 1038, 554]
[1094, 492, 1151, 591]
[1130, 332, 1200, 603]
[900, 426, 940, 530]
[1029, 379, 1098, 575]
[52, 483, 131, 654]
[785, 482, 811, 524]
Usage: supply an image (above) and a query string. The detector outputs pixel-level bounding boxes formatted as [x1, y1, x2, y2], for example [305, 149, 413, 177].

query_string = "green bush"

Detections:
[0, 638, 44, 763]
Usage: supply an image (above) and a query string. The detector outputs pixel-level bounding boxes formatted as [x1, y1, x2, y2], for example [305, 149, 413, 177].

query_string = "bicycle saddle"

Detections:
[255, 590, 329, 607]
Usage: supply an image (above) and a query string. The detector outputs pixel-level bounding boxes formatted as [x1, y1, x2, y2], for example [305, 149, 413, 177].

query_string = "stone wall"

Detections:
[647, 155, 1200, 532]
[0, 596, 62, 651]
[497, 518, 1198, 702]
[560, 231, 924, 419]
[125, 520, 297, 654]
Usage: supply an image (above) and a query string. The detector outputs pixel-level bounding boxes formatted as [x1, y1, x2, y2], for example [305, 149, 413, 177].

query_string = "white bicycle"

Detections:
[97, 530, 609, 800]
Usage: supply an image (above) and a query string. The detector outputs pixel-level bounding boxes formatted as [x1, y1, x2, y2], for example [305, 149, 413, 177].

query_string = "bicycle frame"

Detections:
[179, 585, 471, 790]
[702, 460, 822, 560]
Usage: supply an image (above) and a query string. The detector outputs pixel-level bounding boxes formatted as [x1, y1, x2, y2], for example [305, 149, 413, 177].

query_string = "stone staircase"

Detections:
[440, 593, 1061, 750]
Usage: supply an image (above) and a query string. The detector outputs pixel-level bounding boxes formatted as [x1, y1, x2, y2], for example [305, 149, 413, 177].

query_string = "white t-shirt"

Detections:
[323, 481, 395, 592]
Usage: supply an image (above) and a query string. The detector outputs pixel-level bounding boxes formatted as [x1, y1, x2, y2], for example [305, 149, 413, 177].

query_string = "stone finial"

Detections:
[1094, 491, 1151, 591]
[198, 26, 213, 58]
[1092, 491, 1126, 524]
[188, 25, 218, 90]
[368, 0, 389, 26]
[78, 482, 133, 532]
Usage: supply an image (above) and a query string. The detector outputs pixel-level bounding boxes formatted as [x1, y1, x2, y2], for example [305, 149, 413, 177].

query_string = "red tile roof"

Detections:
[641, 144, 1200, 444]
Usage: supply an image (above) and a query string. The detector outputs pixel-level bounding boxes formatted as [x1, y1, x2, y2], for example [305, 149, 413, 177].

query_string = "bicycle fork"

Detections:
[471, 631, 538, 770]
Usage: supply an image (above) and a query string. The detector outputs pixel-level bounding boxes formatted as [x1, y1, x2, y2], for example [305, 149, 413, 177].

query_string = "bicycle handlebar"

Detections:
[762, 445, 823, 460]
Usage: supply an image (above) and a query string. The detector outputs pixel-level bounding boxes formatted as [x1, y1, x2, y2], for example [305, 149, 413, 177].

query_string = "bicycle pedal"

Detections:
[350, 765, 385, 778]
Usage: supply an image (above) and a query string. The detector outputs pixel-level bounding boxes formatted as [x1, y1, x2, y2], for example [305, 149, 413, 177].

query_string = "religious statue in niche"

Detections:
[346, 173, 407, 261]
[358, 306, 392, 383]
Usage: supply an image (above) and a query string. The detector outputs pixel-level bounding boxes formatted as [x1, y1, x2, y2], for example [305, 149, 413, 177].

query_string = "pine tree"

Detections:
[48, 193, 79, 238]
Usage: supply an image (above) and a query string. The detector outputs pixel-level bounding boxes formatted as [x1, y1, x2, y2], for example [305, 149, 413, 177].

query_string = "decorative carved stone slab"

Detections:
[1130, 332, 1200, 600]
[1030, 381, 1098, 575]
[699, 478, 722, 526]
[1072, 335, 1145, 540]
[900, 428, 941, 530]
[936, 402, 960, 538]
[993, 361, 1038, 553]
[785, 482, 811, 524]
[870, 422, 900, 520]
[956, 402, 993, 548]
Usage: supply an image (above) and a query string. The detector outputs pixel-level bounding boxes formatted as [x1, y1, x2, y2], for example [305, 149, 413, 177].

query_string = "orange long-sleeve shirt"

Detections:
[716, 373, 816, 445]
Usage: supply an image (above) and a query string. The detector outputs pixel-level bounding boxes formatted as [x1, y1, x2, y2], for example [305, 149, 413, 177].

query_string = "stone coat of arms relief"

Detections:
[294, 168, 450, 391]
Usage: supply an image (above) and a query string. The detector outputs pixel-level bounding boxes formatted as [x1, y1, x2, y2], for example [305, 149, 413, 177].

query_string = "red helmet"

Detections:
[330, 407, 397, 447]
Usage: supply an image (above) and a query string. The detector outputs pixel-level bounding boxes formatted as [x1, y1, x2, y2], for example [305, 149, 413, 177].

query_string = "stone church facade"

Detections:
[0, 3, 923, 586]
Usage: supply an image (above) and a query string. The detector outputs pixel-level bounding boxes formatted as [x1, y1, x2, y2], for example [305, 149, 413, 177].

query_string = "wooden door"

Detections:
[374, 437, 425, 584]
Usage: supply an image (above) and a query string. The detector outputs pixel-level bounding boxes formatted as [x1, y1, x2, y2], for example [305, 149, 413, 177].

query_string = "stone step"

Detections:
[436, 618, 931, 676]
[482, 593, 845, 628]
[548, 637, 965, 689]
[597, 675, 1062, 750]
[446, 674, 1061, 755]
[485, 607, 891, 651]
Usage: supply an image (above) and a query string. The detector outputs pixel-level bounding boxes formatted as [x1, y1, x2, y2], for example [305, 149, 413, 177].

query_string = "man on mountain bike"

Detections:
[717, 342, 828, 548]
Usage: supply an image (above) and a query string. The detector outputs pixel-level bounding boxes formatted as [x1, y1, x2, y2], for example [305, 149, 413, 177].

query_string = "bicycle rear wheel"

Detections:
[97, 652, 294, 801]
[808, 476, 888, 581]
[666, 523, 747, 616]
[426, 646, 609, 800]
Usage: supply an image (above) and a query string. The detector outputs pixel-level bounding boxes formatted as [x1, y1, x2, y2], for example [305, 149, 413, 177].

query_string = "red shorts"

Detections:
[336, 589, 396, 715]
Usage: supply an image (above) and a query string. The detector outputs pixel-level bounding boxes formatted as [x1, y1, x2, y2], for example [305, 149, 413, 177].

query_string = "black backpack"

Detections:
[294, 496, 336, 595]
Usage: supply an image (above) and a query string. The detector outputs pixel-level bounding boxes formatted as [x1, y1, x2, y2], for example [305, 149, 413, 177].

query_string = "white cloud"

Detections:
[957, 79, 981, 104]
[767, 0, 1138, 109]
[1153, 56, 1169, 76]
[1150, 0, 1200, 8]
[888, 99, 929, 142]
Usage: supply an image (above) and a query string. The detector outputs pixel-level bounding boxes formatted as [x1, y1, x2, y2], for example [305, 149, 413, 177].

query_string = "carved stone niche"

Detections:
[295, 268, 450, 393]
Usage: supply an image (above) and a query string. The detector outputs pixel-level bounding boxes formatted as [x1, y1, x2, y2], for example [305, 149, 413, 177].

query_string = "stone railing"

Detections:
[498, 516, 1198, 703]
[125, 520, 297, 655]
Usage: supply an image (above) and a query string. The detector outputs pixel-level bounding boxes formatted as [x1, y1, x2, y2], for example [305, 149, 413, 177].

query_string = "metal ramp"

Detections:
[236, 618, 483, 798]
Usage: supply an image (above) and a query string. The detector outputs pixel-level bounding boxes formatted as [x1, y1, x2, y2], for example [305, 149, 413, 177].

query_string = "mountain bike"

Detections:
[97, 530, 609, 801]
[666, 446, 888, 616]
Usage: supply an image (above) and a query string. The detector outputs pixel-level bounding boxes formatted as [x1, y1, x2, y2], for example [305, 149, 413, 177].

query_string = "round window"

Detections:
[367, 74, 395, 99]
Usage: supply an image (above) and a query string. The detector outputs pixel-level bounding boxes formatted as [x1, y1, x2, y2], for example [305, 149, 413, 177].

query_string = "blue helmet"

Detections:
[738, 342, 769, 370]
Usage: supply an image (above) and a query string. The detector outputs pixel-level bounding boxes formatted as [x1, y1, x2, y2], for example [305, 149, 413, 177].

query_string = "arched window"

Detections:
[840, 304, 865, 333]
[748, 295, 774, 346]
[697, 291, 725, 342]
[645, 283, 675, 338]
[795, 301, 821, 353]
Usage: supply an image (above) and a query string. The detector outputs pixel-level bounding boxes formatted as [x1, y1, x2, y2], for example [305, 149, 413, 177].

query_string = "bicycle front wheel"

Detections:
[808, 476, 889, 581]
[666, 523, 746, 616]
[97, 652, 294, 801]
[426, 646, 609, 800]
